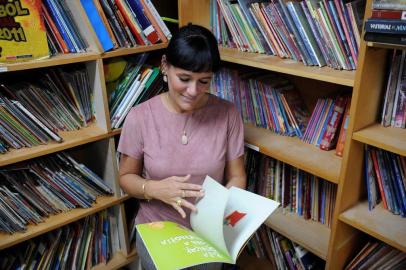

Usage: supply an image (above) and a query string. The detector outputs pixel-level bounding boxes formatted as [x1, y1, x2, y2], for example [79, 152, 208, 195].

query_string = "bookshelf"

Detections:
[327, 0, 406, 268]
[179, 0, 405, 269]
[0, 1, 169, 268]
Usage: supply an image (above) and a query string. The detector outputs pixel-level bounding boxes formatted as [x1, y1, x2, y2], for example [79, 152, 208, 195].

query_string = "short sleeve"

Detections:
[226, 104, 244, 161]
[117, 108, 143, 159]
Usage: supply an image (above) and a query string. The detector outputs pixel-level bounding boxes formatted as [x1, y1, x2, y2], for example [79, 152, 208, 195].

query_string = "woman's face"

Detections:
[164, 64, 213, 113]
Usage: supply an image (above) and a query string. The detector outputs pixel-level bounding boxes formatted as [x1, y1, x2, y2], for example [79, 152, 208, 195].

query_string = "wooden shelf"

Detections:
[353, 123, 406, 157]
[0, 195, 129, 250]
[102, 43, 168, 59]
[245, 124, 341, 183]
[0, 125, 110, 167]
[339, 201, 406, 253]
[219, 47, 355, 87]
[0, 52, 100, 73]
[266, 207, 330, 260]
[110, 128, 122, 137]
[367, 42, 406, 51]
[93, 250, 137, 270]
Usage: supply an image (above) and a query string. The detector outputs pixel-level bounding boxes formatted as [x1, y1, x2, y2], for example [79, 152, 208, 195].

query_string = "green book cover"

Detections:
[136, 176, 280, 270]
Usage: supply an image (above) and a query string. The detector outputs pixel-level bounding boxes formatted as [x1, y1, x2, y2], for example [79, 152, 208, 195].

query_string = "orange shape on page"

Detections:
[224, 211, 246, 227]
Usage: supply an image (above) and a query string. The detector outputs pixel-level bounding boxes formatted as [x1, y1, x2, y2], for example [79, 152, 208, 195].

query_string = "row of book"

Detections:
[81, 0, 171, 52]
[0, 209, 122, 270]
[344, 239, 406, 270]
[302, 95, 351, 154]
[1, 0, 171, 62]
[245, 148, 336, 227]
[211, 68, 351, 156]
[364, 0, 406, 45]
[0, 64, 94, 153]
[365, 145, 406, 217]
[248, 226, 325, 270]
[211, 0, 365, 70]
[0, 152, 113, 234]
[381, 49, 406, 129]
[107, 54, 164, 129]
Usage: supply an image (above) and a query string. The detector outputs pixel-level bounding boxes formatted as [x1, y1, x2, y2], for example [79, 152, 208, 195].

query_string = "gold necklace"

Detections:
[166, 92, 190, 145]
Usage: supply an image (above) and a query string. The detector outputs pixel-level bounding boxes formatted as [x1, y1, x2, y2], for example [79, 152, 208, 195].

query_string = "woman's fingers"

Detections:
[172, 198, 198, 218]
[180, 189, 204, 198]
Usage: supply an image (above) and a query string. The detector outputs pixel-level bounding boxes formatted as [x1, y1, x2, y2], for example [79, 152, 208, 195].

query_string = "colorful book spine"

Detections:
[365, 19, 406, 34]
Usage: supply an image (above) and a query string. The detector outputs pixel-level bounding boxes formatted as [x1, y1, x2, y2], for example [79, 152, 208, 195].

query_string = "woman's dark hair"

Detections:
[165, 24, 220, 73]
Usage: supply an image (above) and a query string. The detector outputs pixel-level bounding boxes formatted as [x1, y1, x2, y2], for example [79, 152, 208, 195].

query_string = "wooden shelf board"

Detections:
[0, 125, 109, 167]
[102, 43, 168, 59]
[110, 128, 122, 137]
[367, 42, 406, 50]
[245, 124, 341, 183]
[0, 195, 129, 250]
[266, 207, 330, 260]
[339, 201, 406, 253]
[353, 123, 406, 156]
[0, 52, 100, 72]
[93, 250, 137, 270]
[219, 47, 355, 87]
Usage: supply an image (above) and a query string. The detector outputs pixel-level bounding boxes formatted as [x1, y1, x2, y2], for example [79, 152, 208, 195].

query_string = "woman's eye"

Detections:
[199, 80, 209, 84]
[179, 77, 189, 82]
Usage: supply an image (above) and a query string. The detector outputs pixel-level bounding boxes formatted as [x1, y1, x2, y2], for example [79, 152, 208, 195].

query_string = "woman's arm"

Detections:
[225, 156, 247, 189]
[119, 154, 204, 218]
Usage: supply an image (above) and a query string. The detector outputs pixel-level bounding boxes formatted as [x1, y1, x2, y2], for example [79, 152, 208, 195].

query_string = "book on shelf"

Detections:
[365, 18, 406, 34]
[372, 0, 406, 10]
[371, 9, 406, 20]
[0, 0, 50, 62]
[136, 176, 280, 270]
[335, 97, 351, 157]
[0, 208, 122, 269]
[80, 0, 115, 52]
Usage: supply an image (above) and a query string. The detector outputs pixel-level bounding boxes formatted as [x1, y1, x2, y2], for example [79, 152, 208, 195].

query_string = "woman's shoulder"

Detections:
[207, 94, 239, 115]
[128, 95, 162, 117]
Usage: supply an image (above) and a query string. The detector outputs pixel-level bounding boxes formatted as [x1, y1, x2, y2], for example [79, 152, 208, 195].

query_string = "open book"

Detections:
[136, 176, 280, 270]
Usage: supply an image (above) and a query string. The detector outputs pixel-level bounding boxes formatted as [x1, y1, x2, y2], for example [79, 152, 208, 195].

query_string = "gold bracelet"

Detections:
[142, 180, 151, 201]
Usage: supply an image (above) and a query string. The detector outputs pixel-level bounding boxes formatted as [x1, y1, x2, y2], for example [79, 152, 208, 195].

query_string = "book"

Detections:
[373, 0, 406, 10]
[371, 9, 406, 20]
[0, 0, 49, 62]
[136, 176, 280, 270]
[365, 18, 406, 34]
[335, 98, 351, 157]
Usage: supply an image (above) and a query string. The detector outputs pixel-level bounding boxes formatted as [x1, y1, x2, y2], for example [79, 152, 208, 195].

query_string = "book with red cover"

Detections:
[319, 96, 348, 151]
[372, 9, 406, 20]
[335, 98, 351, 157]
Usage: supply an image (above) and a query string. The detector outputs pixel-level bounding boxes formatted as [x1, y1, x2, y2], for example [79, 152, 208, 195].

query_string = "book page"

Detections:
[190, 176, 230, 258]
[223, 187, 280, 261]
[137, 221, 232, 270]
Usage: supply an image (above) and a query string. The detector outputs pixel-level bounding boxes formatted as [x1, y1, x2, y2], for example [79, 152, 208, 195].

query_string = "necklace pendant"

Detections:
[181, 132, 188, 145]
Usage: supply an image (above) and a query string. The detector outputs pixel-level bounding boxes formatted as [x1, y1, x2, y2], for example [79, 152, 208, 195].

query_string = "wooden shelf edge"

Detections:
[367, 42, 406, 51]
[219, 47, 355, 87]
[266, 208, 330, 260]
[245, 124, 341, 184]
[102, 43, 168, 59]
[339, 201, 406, 253]
[0, 195, 129, 250]
[109, 128, 122, 137]
[0, 52, 100, 72]
[352, 123, 406, 156]
[0, 125, 110, 167]
[93, 250, 137, 270]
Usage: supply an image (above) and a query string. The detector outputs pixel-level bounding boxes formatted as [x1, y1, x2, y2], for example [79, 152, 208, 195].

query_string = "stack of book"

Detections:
[211, 68, 310, 137]
[0, 209, 121, 269]
[80, 0, 171, 52]
[0, 152, 113, 234]
[43, 0, 88, 54]
[0, 64, 95, 153]
[302, 95, 351, 153]
[248, 226, 325, 269]
[381, 49, 406, 129]
[211, 0, 365, 70]
[364, 0, 406, 45]
[345, 240, 406, 269]
[107, 54, 163, 129]
[364, 145, 406, 216]
[245, 148, 336, 227]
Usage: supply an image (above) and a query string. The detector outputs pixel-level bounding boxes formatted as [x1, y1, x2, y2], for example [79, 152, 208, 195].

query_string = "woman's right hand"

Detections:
[145, 175, 205, 218]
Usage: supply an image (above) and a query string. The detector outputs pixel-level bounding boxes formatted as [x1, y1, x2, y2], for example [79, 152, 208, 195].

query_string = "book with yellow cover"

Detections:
[0, 0, 49, 62]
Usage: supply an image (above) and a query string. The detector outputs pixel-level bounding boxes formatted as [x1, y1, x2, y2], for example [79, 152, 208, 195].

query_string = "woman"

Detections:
[118, 24, 246, 270]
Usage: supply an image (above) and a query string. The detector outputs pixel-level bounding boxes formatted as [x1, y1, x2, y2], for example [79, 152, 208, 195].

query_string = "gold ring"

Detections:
[182, 190, 186, 198]
[176, 199, 182, 206]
